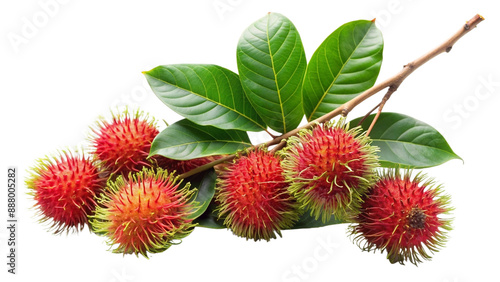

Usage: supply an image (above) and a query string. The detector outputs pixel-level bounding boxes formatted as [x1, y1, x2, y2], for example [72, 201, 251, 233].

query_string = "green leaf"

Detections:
[149, 119, 252, 161]
[193, 200, 347, 230]
[195, 208, 347, 230]
[349, 112, 462, 168]
[143, 64, 267, 132]
[193, 200, 225, 229]
[303, 20, 383, 121]
[289, 212, 345, 230]
[186, 168, 217, 220]
[237, 12, 306, 133]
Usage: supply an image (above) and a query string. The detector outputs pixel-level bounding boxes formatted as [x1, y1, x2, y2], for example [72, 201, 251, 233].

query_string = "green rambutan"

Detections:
[90, 168, 198, 257]
[90, 109, 159, 177]
[215, 148, 300, 241]
[26, 151, 106, 233]
[282, 120, 378, 222]
[350, 169, 453, 265]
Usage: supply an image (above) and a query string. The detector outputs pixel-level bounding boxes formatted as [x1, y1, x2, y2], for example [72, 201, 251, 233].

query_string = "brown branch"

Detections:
[366, 86, 396, 136]
[270, 139, 287, 154]
[178, 154, 235, 179]
[178, 14, 484, 179]
[265, 14, 484, 147]
[358, 101, 382, 126]
[264, 129, 278, 139]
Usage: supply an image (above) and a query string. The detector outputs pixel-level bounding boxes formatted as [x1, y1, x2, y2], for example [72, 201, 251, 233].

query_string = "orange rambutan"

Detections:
[90, 168, 197, 257]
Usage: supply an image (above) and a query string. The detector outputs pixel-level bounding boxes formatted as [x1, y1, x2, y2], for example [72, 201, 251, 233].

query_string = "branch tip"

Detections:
[465, 14, 485, 30]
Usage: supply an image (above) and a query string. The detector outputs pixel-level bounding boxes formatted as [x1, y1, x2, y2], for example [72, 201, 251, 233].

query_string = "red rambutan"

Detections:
[350, 169, 453, 265]
[215, 149, 300, 241]
[26, 151, 106, 233]
[90, 168, 198, 257]
[282, 120, 378, 222]
[90, 109, 159, 177]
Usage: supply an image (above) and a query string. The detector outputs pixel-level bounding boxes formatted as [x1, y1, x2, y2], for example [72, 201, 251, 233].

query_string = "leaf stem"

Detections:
[178, 14, 484, 179]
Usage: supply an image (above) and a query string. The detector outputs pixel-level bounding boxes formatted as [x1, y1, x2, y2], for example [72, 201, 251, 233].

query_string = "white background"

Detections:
[1, 1, 499, 281]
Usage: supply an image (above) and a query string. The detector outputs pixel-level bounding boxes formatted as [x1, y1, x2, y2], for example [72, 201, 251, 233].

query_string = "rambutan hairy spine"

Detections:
[282, 119, 379, 223]
[215, 148, 300, 241]
[90, 168, 199, 258]
[26, 149, 106, 234]
[89, 108, 159, 177]
[350, 169, 453, 265]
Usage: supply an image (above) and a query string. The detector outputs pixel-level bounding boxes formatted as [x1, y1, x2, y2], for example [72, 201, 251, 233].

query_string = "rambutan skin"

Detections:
[26, 151, 106, 234]
[215, 149, 300, 241]
[282, 120, 378, 222]
[90, 168, 198, 258]
[90, 109, 159, 177]
[350, 170, 453, 265]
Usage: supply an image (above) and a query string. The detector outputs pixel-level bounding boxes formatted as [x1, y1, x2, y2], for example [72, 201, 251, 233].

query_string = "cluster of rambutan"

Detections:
[214, 119, 452, 265]
[26, 109, 217, 258]
[26, 108, 452, 265]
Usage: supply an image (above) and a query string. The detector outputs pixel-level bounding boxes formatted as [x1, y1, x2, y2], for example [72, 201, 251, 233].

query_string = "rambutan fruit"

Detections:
[350, 169, 453, 265]
[90, 109, 159, 177]
[282, 120, 378, 222]
[90, 168, 198, 257]
[215, 148, 300, 241]
[26, 151, 106, 234]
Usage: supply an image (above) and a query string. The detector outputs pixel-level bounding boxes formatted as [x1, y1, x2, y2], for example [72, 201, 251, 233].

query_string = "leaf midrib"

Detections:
[266, 14, 287, 132]
[372, 139, 460, 158]
[146, 66, 266, 131]
[158, 139, 252, 149]
[308, 23, 374, 121]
